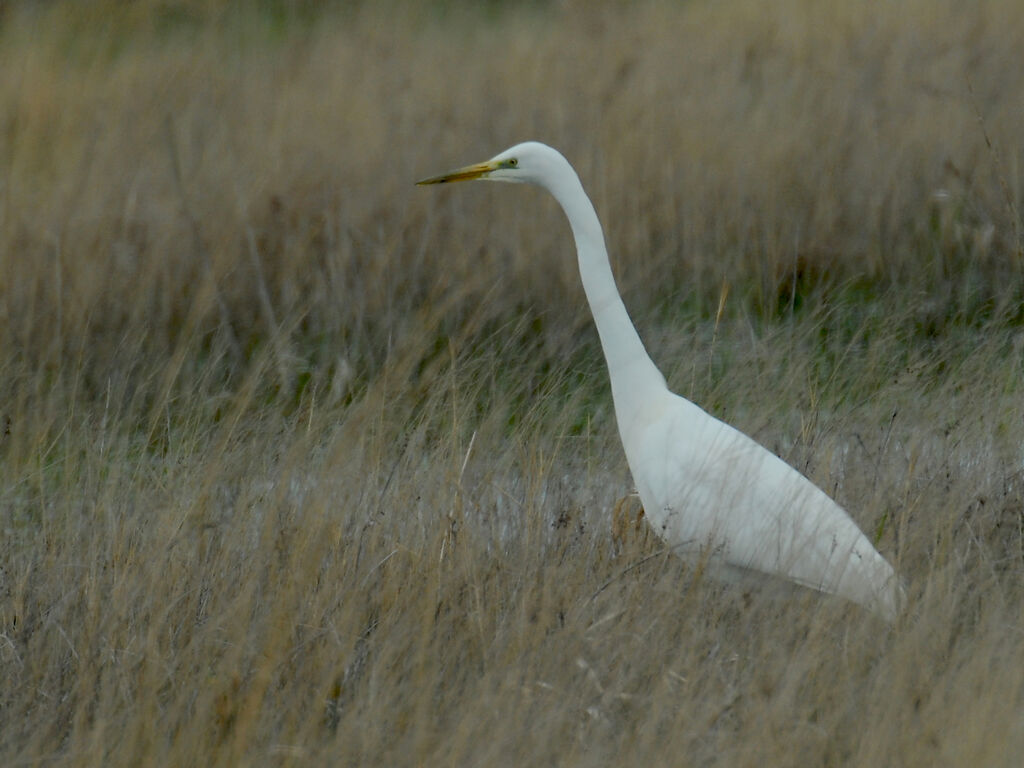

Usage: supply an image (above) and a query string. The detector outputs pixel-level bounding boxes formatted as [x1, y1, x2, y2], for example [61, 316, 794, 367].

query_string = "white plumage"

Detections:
[419, 141, 903, 621]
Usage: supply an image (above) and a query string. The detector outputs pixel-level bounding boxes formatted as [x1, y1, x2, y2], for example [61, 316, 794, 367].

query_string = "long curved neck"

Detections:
[545, 169, 666, 400]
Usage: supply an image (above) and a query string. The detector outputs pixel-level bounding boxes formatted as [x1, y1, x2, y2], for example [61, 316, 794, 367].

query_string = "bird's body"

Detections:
[419, 141, 903, 621]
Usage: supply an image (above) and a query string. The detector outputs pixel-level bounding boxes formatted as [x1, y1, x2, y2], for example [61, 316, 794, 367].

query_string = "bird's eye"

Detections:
[507, 158, 518, 167]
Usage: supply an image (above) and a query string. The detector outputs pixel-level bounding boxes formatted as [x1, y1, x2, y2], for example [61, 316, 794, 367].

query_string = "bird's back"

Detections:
[618, 388, 902, 620]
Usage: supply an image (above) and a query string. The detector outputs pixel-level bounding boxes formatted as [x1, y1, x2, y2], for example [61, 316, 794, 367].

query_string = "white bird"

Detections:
[418, 141, 904, 621]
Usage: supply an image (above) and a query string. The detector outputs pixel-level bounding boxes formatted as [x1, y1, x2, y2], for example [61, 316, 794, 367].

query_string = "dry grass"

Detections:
[1, 0, 1023, 764]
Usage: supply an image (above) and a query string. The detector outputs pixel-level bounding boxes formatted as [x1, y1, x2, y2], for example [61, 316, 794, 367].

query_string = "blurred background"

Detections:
[2, 0, 1022, 411]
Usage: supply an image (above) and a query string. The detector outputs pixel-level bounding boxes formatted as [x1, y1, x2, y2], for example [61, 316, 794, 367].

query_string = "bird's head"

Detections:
[417, 141, 566, 189]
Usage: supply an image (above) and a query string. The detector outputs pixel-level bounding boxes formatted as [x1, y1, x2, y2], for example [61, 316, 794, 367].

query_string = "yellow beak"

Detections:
[416, 160, 499, 185]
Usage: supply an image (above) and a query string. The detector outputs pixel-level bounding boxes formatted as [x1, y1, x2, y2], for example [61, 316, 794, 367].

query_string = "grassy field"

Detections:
[1, 0, 1023, 764]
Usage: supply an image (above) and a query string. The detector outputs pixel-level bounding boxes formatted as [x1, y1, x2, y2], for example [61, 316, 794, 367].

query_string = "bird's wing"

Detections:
[622, 391, 900, 616]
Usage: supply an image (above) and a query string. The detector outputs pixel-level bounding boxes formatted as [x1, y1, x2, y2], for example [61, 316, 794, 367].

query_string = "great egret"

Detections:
[418, 142, 904, 621]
